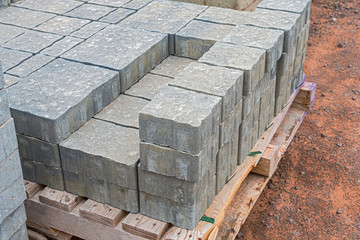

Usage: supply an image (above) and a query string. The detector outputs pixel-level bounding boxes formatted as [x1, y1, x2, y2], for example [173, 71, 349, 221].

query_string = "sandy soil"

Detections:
[238, 0, 360, 239]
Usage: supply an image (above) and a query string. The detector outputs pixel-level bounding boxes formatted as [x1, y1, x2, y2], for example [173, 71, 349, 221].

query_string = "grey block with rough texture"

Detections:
[216, 154, 230, 194]
[8, 223, 28, 240]
[0, 177, 26, 224]
[121, 0, 206, 53]
[63, 25, 168, 92]
[0, 150, 22, 193]
[0, 63, 3, 89]
[65, 4, 115, 20]
[242, 92, 254, 119]
[64, 171, 139, 212]
[0, 7, 55, 28]
[199, 42, 266, 96]
[244, 8, 301, 53]
[219, 108, 235, 147]
[8, 58, 119, 144]
[238, 132, 251, 165]
[3, 30, 62, 54]
[87, 0, 130, 7]
[139, 190, 207, 229]
[15, 0, 82, 14]
[7, 54, 54, 78]
[35, 16, 90, 35]
[169, 62, 243, 121]
[230, 128, 239, 174]
[0, 23, 25, 45]
[139, 86, 221, 155]
[21, 158, 64, 190]
[99, 8, 135, 24]
[196, 6, 249, 26]
[140, 141, 211, 182]
[17, 134, 61, 167]
[208, 175, 216, 207]
[216, 137, 231, 171]
[0, 89, 10, 126]
[150, 56, 195, 78]
[0, 119, 18, 161]
[60, 119, 139, 189]
[175, 20, 234, 59]
[123, 0, 153, 9]
[0, 48, 32, 72]
[0, 204, 26, 240]
[41, 36, 84, 57]
[223, 25, 284, 72]
[95, 94, 149, 128]
[125, 73, 172, 100]
[70, 22, 109, 39]
[3, 75, 20, 89]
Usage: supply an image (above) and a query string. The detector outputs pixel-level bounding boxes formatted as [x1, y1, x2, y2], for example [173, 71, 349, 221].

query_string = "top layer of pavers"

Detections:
[7, 58, 120, 144]
[0, 24, 25, 46]
[0, 63, 4, 89]
[0, 48, 32, 72]
[15, 0, 83, 14]
[34, 16, 90, 36]
[150, 55, 195, 78]
[0, 7, 55, 28]
[195, 6, 250, 26]
[64, 3, 115, 21]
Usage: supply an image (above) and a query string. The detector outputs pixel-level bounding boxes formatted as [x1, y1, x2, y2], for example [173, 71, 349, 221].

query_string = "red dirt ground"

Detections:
[238, 0, 360, 239]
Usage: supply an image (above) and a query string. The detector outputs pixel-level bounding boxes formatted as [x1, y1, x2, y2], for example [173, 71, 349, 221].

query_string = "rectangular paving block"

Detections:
[6, 54, 54, 78]
[123, 0, 153, 10]
[175, 20, 234, 59]
[87, 0, 130, 7]
[216, 136, 231, 172]
[251, 121, 259, 147]
[3, 74, 20, 89]
[140, 86, 221, 155]
[150, 55, 195, 78]
[35, 16, 90, 35]
[199, 42, 266, 96]
[0, 62, 3, 89]
[0, 88, 10, 126]
[223, 25, 284, 72]
[0, 23, 25, 46]
[65, 4, 115, 21]
[242, 92, 254, 120]
[63, 25, 168, 92]
[216, 155, 230, 194]
[41, 36, 84, 57]
[99, 8, 135, 24]
[70, 21, 109, 39]
[0, 48, 32, 72]
[140, 141, 211, 182]
[239, 110, 253, 144]
[64, 171, 139, 212]
[207, 175, 216, 207]
[21, 158, 64, 190]
[125, 73, 172, 100]
[169, 62, 243, 121]
[17, 133, 61, 167]
[15, 0, 82, 14]
[230, 128, 239, 174]
[0, 119, 18, 161]
[8, 223, 28, 240]
[120, 0, 207, 54]
[95, 94, 149, 128]
[0, 204, 26, 240]
[196, 6, 250, 26]
[0, 150, 22, 193]
[0, 7, 55, 28]
[219, 108, 236, 147]
[8, 58, 120, 144]
[0, 177, 26, 224]
[60, 119, 139, 189]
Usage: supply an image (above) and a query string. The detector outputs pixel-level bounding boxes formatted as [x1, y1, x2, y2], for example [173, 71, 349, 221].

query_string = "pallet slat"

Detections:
[24, 180, 43, 198]
[27, 222, 73, 240]
[39, 187, 83, 212]
[251, 144, 280, 177]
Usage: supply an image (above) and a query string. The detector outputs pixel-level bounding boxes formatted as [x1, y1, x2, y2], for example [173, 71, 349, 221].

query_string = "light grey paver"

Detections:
[0, 204, 26, 240]
[41, 36, 84, 57]
[0, 24, 25, 46]
[7, 54, 54, 78]
[8, 58, 120, 144]
[65, 4, 115, 21]
[15, 0, 83, 14]
[139, 86, 221, 155]
[0, 48, 32, 72]
[0, 89, 10, 126]
[0, 150, 22, 194]
[35, 16, 90, 35]
[196, 6, 249, 26]
[60, 119, 139, 189]
[123, 0, 153, 9]
[70, 21, 109, 39]
[0, 62, 3, 89]
[8, 224, 28, 240]
[0, 119, 18, 161]
[87, 0, 130, 7]
[3, 74, 20, 89]
[150, 55, 195, 78]
[0, 7, 55, 28]
[99, 8, 135, 24]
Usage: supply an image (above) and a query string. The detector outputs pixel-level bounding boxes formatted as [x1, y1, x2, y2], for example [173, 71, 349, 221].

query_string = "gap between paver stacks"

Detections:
[0, 0, 311, 230]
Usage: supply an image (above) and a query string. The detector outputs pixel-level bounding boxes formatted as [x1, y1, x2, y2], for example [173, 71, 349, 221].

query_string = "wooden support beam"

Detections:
[27, 222, 72, 240]
[251, 144, 280, 177]
[294, 82, 316, 108]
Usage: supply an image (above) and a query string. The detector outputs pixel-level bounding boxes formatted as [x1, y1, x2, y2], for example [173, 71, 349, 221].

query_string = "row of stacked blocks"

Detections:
[0, 62, 28, 240]
[0, 0, 311, 230]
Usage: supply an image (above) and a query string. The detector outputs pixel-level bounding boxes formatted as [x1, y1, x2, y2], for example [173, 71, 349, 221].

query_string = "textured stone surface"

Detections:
[21, 158, 65, 190]
[65, 4, 115, 20]
[70, 22, 109, 39]
[238, 131, 251, 165]
[95, 94, 149, 128]
[175, 20, 234, 59]
[63, 25, 168, 92]
[0, 7, 55, 28]
[0, 204, 26, 240]
[60, 119, 139, 189]
[150, 55, 195, 78]
[223, 25, 284, 72]
[140, 141, 211, 182]
[0, 119, 18, 161]
[169, 62, 243, 121]
[17, 133, 61, 167]
[8, 223, 28, 240]
[0, 48, 32, 72]
[0, 177, 26, 224]
[7, 54, 54, 78]
[0, 63, 3, 89]
[0, 150, 22, 193]
[35, 16, 90, 35]
[0, 89, 10, 126]
[0, 23, 25, 45]
[87, 0, 130, 7]
[3, 74, 20, 89]
[8, 58, 119, 144]
[99, 8, 135, 23]
[64, 171, 139, 212]
[41, 36, 84, 57]
[196, 6, 249, 25]
[139, 86, 221, 155]
[125, 73, 172, 100]
[230, 128, 239, 174]
[216, 153, 230, 194]
[123, 0, 153, 9]
[199, 42, 266, 96]
[3, 30, 62, 54]
[15, 0, 82, 14]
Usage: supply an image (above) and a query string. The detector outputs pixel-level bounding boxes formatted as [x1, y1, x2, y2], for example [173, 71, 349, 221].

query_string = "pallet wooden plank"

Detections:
[39, 187, 83, 212]
[123, 213, 171, 240]
[24, 180, 44, 198]
[27, 221, 72, 240]
[25, 192, 142, 240]
[28, 229, 49, 240]
[79, 199, 127, 228]
[294, 82, 316, 108]
[251, 144, 280, 177]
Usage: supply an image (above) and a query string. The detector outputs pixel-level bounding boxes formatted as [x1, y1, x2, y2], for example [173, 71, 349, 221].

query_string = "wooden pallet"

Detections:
[24, 81, 316, 240]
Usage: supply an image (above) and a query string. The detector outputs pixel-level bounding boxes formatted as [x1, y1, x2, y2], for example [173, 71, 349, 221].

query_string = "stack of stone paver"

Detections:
[0, 0, 311, 231]
[0, 62, 28, 240]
